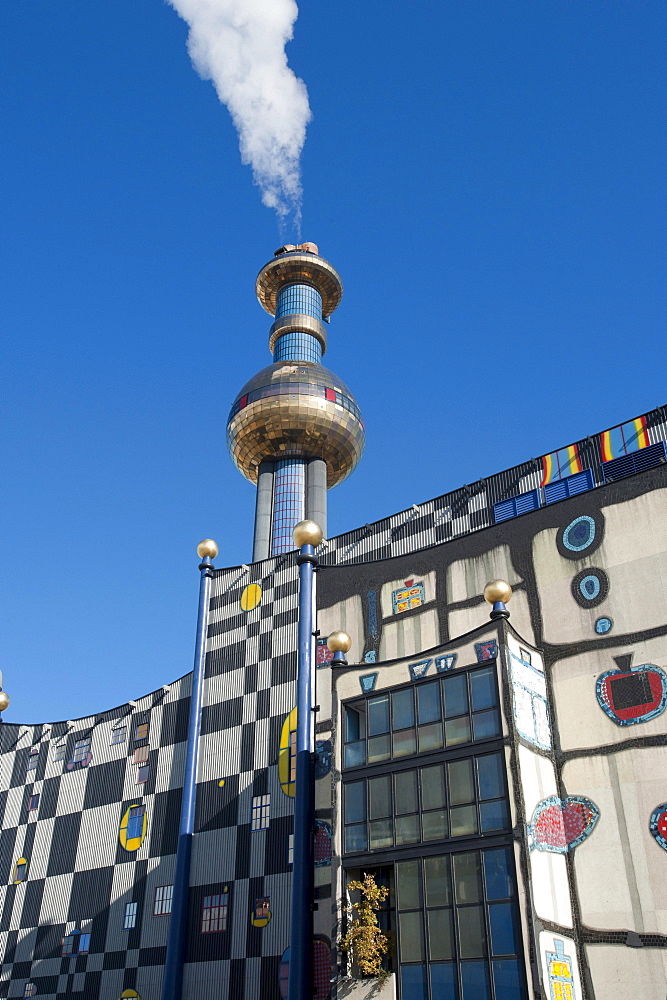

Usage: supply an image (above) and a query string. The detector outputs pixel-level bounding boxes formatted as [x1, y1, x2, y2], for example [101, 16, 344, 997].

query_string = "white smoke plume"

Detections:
[167, 0, 311, 226]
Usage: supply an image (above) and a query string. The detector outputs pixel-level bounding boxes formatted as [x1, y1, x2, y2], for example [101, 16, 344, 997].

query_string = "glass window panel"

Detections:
[451, 805, 478, 838]
[367, 734, 390, 763]
[369, 819, 393, 850]
[430, 963, 459, 1000]
[483, 848, 514, 900]
[345, 781, 366, 824]
[460, 961, 491, 1000]
[418, 723, 443, 752]
[477, 754, 504, 800]
[344, 741, 366, 767]
[489, 902, 520, 956]
[428, 908, 454, 960]
[449, 759, 475, 805]
[471, 668, 496, 711]
[421, 765, 446, 810]
[480, 799, 509, 833]
[420, 764, 445, 809]
[396, 859, 422, 910]
[400, 964, 428, 1000]
[393, 729, 416, 758]
[395, 813, 420, 845]
[417, 682, 441, 724]
[445, 717, 471, 746]
[473, 710, 501, 740]
[421, 809, 448, 841]
[392, 688, 415, 730]
[443, 674, 468, 718]
[346, 705, 363, 742]
[424, 855, 451, 906]
[368, 695, 390, 736]
[398, 911, 424, 962]
[369, 775, 391, 819]
[344, 824, 367, 852]
[394, 770, 418, 815]
[492, 958, 527, 1000]
[453, 853, 482, 903]
[457, 905, 486, 958]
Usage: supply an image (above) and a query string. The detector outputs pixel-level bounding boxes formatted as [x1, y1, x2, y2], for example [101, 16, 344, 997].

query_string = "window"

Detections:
[344, 666, 501, 768]
[123, 901, 138, 929]
[251, 794, 270, 831]
[343, 751, 508, 854]
[519, 648, 532, 665]
[289, 729, 297, 783]
[28, 794, 40, 812]
[154, 885, 173, 916]
[287, 833, 294, 866]
[135, 722, 149, 742]
[73, 738, 91, 763]
[53, 743, 66, 762]
[111, 725, 127, 745]
[201, 891, 228, 933]
[61, 930, 90, 956]
[133, 745, 149, 764]
[12, 858, 28, 883]
[27, 748, 39, 771]
[127, 805, 146, 841]
[137, 765, 149, 783]
[24, 984, 37, 998]
[254, 896, 270, 921]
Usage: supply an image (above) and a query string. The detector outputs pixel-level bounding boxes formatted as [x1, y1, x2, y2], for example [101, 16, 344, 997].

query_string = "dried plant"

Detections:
[341, 873, 390, 980]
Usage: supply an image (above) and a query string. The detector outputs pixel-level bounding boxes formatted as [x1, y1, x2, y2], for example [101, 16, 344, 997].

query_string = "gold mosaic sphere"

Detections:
[293, 520, 323, 548]
[197, 539, 219, 560]
[0, 691, 10, 712]
[227, 362, 365, 488]
[327, 630, 352, 654]
[483, 580, 512, 605]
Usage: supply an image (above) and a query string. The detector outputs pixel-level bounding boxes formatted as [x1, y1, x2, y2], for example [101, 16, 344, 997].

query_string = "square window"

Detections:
[53, 744, 66, 762]
[111, 725, 127, 745]
[137, 765, 149, 784]
[201, 891, 228, 933]
[73, 738, 91, 763]
[27, 749, 39, 771]
[251, 794, 270, 831]
[287, 833, 294, 866]
[154, 884, 173, 916]
[61, 934, 74, 956]
[78, 933, 90, 954]
[123, 901, 138, 929]
[28, 794, 40, 812]
[133, 745, 149, 764]
[127, 805, 146, 841]
[135, 723, 149, 742]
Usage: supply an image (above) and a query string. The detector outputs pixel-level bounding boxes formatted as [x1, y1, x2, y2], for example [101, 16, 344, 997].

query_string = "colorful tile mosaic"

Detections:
[475, 640, 497, 663]
[528, 796, 599, 854]
[649, 803, 667, 852]
[594, 616, 613, 635]
[435, 653, 457, 672]
[314, 740, 333, 779]
[313, 820, 332, 866]
[596, 660, 667, 726]
[392, 581, 425, 614]
[546, 939, 576, 1000]
[316, 637, 334, 667]
[510, 652, 551, 750]
[359, 673, 378, 692]
[408, 659, 432, 681]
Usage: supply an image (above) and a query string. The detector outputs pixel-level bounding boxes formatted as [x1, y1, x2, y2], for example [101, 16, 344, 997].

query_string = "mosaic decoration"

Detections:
[314, 740, 333, 779]
[363, 651, 377, 663]
[278, 947, 290, 999]
[435, 653, 457, 672]
[546, 939, 576, 1000]
[601, 414, 649, 461]
[367, 589, 378, 637]
[557, 512, 603, 560]
[594, 617, 613, 635]
[119, 992, 141, 1000]
[597, 657, 667, 725]
[392, 580, 425, 614]
[250, 896, 271, 927]
[316, 638, 334, 667]
[571, 568, 609, 608]
[510, 652, 551, 750]
[649, 803, 667, 852]
[314, 820, 333, 866]
[540, 444, 582, 486]
[118, 804, 147, 852]
[475, 640, 497, 663]
[278, 708, 297, 797]
[313, 938, 332, 1000]
[409, 659, 432, 681]
[528, 796, 599, 854]
[240, 583, 262, 612]
[359, 673, 378, 693]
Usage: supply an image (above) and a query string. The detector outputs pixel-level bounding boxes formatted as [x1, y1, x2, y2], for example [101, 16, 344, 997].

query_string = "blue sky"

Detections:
[2, 0, 665, 724]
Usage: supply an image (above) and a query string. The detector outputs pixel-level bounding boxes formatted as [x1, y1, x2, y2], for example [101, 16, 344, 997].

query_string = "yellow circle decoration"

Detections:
[218, 779, 226, 787]
[240, 583, 262, 612]
[278, 707, 297, 797]
[119, 992, 141, 999]
[118, 804, 148, 852]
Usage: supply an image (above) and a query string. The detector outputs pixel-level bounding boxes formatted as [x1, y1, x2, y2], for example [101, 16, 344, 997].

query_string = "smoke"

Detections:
[167, 0, 311, 227]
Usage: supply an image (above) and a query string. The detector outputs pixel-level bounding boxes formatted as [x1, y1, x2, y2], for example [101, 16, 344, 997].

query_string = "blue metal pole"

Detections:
[288, 541, 317, 1000]
[160, 550, 215, 1000]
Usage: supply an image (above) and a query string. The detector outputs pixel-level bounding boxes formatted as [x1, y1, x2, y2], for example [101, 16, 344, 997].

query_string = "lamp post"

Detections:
[160, 539, 218, 1000]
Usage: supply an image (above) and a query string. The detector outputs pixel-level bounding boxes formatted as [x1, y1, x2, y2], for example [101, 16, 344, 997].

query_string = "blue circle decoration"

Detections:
[580, 575, 600, 599]
[563, 516, 596, 552]
[650, 804, 667, 852]
[595, 617, 613, 635]
[571, 567, 609, 608]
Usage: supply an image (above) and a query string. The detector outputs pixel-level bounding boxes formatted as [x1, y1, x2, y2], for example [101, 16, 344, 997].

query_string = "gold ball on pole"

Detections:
[292, 520, 323, 549]
[197, 539, 219, 559]
[327, 631, 352, 654]
[483, 580, 512, 605]
[0, 691, 10, 712]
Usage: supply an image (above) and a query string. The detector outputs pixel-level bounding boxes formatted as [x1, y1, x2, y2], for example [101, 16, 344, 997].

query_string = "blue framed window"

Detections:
[27, 748, 39, 771]
[137, 765, 149, 783]
[123, 901, 138, 929]
[61, 930, 90, 956]
[28, 794, 40, 812]
[127, 805, 146, 841]
[154, 885, 173, 916]
[53, 743, 66, 762]
[251, 794, 271, 831]
[111, 725, 127, 745]
[72, 739, 90, 763]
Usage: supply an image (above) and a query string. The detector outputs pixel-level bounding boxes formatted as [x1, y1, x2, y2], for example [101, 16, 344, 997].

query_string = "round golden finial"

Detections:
[0, 692, 10, 712]
[327, 631, 352, 654]
[292, 520, 323, 549]
[197, 539, 219, 560]
[484, 580, 512, 605]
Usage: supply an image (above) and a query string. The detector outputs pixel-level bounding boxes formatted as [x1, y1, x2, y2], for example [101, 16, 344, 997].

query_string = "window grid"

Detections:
[123, 901, 138, 929]
[135, 723, 149, 742]
[24, 985, 37, 998]
[271, 459, 306, 555]
[201, 892, 228, 933]
[27, 749, 39, 771]
[251, 794, 271, 831]
[61, 931, 90, 957]
[127, 805, 146, 841]
[274, 331, 322, 364]
[111, 725, 127, 745]
[28, 794, 40, 812]
[275, 283, 323, 321]
[137, 765, 149, 783]
[154, 885, 173, 916]
[344, 665, 501, 769]
[53, 744, 66, 762]
[133, 745, 149, 764]
[72, 738, 90, 763]
[287, 833, 294, 866]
